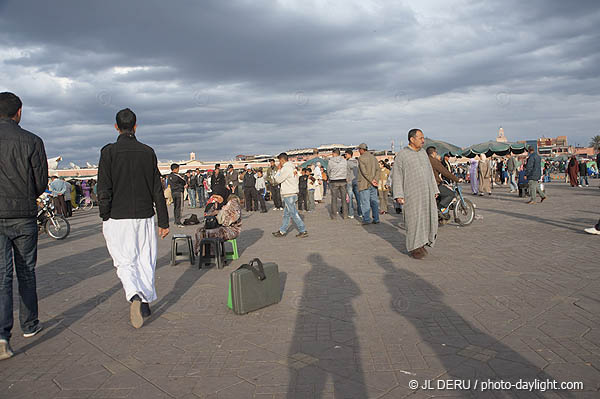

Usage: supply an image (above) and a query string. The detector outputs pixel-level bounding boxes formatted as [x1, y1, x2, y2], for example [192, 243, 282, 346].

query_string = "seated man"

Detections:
[426, 146, 461, 211]
[194, 194, 242, 255]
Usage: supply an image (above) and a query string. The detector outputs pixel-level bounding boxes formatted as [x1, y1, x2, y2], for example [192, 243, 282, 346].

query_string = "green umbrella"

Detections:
[300, 157, 329, 169]
[460, 141, 526, 158]
[423, 138, 462, 157]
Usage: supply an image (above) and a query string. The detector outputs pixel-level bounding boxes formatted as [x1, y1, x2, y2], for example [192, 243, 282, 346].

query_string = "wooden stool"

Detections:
[171, 234, 194, 266]
[198, 238, 225, 269]
[224, 238, 239, 260]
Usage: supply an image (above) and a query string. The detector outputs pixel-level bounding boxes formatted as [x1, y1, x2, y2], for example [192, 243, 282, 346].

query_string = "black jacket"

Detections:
[211, 170, 226, 191]
[186, 174, 197, 189]
[243, 172, 256, 189]
[299, 175, 308, 190]
[168, 172, 186, 194]
[579, 162, 588, 176]
[525, 152, 542, 181]
[97, 134, 169, 228]
[0, 118, 48, 218]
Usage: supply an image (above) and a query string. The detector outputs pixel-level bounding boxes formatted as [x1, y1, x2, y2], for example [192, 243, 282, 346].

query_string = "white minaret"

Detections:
[496, 127, 507, 143]
[190, 152, 196, 160]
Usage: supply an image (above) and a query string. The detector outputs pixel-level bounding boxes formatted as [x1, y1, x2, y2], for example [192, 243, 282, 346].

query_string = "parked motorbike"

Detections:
[438, 183, 476, 226]
[37, 197, 70, 240]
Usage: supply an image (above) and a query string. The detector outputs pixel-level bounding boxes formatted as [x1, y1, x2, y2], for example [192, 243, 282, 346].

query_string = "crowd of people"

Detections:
[2, 90, 600, 361]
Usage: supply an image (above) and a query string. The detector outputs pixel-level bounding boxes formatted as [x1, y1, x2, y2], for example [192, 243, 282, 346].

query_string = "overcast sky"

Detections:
[1, 0, 599, 165]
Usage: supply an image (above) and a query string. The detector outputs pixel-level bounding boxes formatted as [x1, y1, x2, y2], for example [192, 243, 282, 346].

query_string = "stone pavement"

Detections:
[1, 182, 599, 398]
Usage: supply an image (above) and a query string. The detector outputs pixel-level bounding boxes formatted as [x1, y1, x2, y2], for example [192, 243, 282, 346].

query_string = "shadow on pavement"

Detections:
[286, 253, 368, 398]
[374, 255, 574, 398]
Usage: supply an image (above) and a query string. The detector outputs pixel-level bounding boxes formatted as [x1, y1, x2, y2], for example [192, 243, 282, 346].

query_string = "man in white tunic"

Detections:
[391, 129, 439, 259]
[98, 108, 170, 328]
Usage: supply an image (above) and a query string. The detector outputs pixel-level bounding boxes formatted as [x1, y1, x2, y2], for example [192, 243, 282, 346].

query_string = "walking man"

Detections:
[357, 143, 380, 225]
[391, 129, 439, 259]
[344, 149, 362, 219]
[98, 108, 169, 329]
[168, 163, 186, 226]
[327, 149, 348, 219]
[524, 146, 547, 204]
[0, 92, 48, 360]
[506, 152, 520, 193]
[272, 153, 308, 238]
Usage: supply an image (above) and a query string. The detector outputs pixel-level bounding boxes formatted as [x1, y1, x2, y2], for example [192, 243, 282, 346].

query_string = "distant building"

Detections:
[537, 136, 570, 157]
[574, 147, 595, 157]
[496, 127, 507, 143]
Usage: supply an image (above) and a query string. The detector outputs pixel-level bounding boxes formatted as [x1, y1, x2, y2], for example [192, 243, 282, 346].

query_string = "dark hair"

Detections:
[0, 92, 22, 118]
[278, 152, 288, 161]
[344, 149, 353, 156]
[332, 148, 340, 155]
[227, 164, 233, 169]
[116, 108, 136, 132]
[408, 128, 422, 141]
[426, 146, 437, 155]
[170, 163, 179, 171]
[528, 146, 534, 153]
[268, 159, 275, 163]
[443, 153, 450, 158]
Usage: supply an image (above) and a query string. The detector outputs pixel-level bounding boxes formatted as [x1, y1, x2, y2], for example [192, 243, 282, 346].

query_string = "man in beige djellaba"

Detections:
[478, 153, 492, 196]
[391, 128, 439, 260]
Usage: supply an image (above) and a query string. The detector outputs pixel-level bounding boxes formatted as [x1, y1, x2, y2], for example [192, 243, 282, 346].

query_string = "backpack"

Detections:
[183, 214, 200, 225]
[204, 202, 221, 229]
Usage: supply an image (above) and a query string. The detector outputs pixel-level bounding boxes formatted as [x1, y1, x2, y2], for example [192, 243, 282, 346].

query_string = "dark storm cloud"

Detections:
[1, 0, 599, 165]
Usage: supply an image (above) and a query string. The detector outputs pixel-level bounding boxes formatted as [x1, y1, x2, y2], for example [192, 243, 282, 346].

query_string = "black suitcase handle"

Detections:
[237, 258, 266, 281]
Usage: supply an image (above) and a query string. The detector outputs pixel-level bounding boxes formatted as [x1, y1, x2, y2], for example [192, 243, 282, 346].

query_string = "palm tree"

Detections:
[590, 135, 600, 151]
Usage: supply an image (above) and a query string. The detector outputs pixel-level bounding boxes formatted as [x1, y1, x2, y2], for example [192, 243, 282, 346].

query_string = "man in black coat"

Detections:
[210, 164, 227, 200]
[168, 163, 186, 226]
[98, 108, 169, 329]
[243, 166, 259, 211]
[524, 146, 547, 204]
[0, 92, 48, 359]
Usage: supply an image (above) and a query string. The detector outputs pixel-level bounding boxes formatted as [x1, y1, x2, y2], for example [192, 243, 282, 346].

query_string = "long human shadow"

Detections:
[236, 228, 264, 256]
[286, 253, 368, 398]
[362, 218, 408, 255]
[18, 252, 173, 355]
[478, 207, 590, 234]
[35, 245, 114, 301]
[374, 256, 575, 398]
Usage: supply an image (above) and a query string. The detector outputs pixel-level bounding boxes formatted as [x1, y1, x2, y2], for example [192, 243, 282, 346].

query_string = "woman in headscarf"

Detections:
[469, 156, 479, 195]
[478, 154, 492, 195]
[194, 194, 242, 255]
[567, 156, 579, 187]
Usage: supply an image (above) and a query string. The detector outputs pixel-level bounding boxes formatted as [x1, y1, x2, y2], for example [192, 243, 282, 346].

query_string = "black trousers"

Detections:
[244, 188, 259, 211]
[257, 188, 267, 211]
[298, 189, 308, 211]
[437, 184, 454, 209]
[270, 184, 282, 208]
[172, 193, 182, 224]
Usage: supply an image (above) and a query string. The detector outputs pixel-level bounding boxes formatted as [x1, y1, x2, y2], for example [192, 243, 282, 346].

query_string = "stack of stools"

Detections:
[171, 234, 195, 266]
[198, 237, 225, 269]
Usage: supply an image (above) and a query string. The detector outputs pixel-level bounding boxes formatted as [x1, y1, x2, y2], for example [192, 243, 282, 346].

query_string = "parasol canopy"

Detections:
[423, 138, 462, 157]
[459, 141, 526, 158]
[300, 157, 329, 169]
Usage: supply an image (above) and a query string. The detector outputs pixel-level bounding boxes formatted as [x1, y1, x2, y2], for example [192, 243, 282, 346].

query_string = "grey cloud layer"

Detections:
[1, 0, 599, 164]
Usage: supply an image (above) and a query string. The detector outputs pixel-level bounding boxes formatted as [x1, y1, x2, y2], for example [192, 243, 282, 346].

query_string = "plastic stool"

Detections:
[224, 238, 239, 260]
[171, 234, 194, 266]
[198, 238, 225, 269]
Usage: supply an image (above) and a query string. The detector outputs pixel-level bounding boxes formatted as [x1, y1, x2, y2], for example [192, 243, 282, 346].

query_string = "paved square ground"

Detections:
[1, 182, 599, 398]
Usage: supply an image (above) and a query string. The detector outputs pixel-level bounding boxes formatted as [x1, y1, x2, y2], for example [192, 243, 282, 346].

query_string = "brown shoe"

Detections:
[410, 248, 426, 260]
[526, 201, 536, 205]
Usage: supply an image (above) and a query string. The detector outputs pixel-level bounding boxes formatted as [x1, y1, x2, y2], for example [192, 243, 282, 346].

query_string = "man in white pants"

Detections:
[97, 108, 169, 328]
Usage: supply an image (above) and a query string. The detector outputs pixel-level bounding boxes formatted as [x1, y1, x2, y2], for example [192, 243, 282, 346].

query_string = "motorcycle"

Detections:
[37, 197, 70, 240]
[438, 183, 476, 226]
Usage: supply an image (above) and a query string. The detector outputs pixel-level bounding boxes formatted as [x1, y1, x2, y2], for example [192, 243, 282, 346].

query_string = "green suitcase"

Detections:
[228, 258, 281, 315]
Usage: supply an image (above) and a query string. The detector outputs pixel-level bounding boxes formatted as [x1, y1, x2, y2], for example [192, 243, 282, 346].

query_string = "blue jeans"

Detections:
[279, 195, 306, 234]
[359, 186, 379, 223]
[580, 176, 589, 186]
[0, 218, 40, 341]
[509, 172, 518, 191]
[347, 182, 362, 217]
[187, 188, 197, 208]
[196, 187, 205, 207]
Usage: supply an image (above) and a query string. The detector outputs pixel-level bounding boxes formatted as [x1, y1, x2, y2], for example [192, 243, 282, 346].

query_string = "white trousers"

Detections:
[102, 217, 158, 303]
